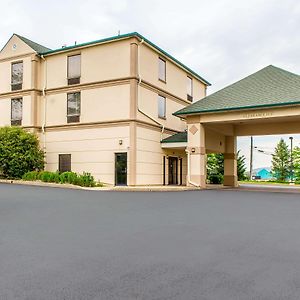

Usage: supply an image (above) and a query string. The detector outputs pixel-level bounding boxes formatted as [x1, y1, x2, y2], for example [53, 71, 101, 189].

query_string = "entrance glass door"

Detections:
[115, 153, 127, 186]
[168, 157, 178, 185]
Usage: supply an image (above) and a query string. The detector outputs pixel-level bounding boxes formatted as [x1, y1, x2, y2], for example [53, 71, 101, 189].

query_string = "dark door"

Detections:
[115, 153, 127, 186]
[168, 157, 178, 185]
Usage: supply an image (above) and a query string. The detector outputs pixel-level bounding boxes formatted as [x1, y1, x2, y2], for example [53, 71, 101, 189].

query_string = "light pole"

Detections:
[250, 136, 253, 180]
[289, 136, 293, 182]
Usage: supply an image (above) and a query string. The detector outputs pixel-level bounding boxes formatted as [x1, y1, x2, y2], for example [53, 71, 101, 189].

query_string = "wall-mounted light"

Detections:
[191, 148, 196, 153]
[119, 139, 123, 145]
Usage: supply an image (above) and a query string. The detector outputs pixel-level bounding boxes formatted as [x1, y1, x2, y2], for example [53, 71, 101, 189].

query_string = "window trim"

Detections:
[11, 98, 23, 126]
[58, 154, 71, 173]
[67, 92, 81, 123]
[67, 54, 81, 85]
[158, 57, 166, 83]
[187, 76, 193, 101]
[11, 60, 23, 91]
[158, 94, 166, 119]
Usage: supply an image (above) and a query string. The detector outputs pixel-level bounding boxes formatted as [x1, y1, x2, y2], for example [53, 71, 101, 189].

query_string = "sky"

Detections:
[1, 0, 299, 170]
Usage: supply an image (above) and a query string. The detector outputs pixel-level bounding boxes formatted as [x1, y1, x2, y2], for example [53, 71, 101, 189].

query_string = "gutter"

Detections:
[136, 38, 165, 141]
[41, 55, 47, 151]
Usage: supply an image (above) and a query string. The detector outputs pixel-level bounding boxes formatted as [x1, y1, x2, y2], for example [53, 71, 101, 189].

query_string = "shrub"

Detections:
[64, 172, 78, 185]
[39, 171, 53, 182]
[22, 171, 39, 181]
[0, 127, 44, 179]
[77, 172, 96, 187]
[208, 173, 223, 184]
[21, 170, 98, 187]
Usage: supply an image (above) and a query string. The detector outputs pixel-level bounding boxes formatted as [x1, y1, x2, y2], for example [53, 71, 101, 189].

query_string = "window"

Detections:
[67, 54, 81, 85]
[158, 57, 166, 82]
[59, 154, 71, 173]
[67, 92, 81, 123]
[158, 95, 166, 119]
[187, 76, 193, 101]
[11, 61, 23, 91]
[11, 98, 22, 126]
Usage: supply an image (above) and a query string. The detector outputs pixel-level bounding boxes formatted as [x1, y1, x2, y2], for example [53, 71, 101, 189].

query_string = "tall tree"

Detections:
[271, 139, 290, 181]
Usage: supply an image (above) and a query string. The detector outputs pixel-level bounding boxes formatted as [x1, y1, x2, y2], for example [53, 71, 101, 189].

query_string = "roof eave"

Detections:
[39, 32, 211, 86]
[173, 101, 300, 117]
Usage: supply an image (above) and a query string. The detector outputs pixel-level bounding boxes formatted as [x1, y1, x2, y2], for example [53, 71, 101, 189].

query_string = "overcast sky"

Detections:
[1, 0, 300, 170]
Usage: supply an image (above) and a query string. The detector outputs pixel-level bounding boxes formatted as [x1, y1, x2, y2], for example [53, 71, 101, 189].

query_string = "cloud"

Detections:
[1, 0, 299, 169]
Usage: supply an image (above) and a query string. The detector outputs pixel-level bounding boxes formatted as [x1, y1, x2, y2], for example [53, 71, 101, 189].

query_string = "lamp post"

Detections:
[289, 136, 293, 182]
[250, 136, 253, 180]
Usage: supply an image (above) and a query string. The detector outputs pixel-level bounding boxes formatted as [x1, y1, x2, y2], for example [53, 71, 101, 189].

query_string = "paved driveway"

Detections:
[1, 184, 300, 299]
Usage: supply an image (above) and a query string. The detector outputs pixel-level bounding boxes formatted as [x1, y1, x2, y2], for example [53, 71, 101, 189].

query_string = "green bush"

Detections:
[22, 170, 98, 187]
[77, 172, 96, 187]
[22, 171, 39, 181]
[208, 173, 223, 184]
[39, 171, 53, 182]
[0, 127, 44, 179]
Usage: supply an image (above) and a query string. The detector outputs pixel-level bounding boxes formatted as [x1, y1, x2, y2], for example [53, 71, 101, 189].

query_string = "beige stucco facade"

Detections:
[0, 33, 208, 185]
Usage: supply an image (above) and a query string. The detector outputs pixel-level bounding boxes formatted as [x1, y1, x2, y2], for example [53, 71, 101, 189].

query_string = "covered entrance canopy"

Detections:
[172, 65, 300, 188]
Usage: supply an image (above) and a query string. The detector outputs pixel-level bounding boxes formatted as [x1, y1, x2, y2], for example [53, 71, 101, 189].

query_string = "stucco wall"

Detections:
[44, 84, 131, 126]
[0, 56, 32, 94]
[0, 95, 32, 127]
[43, 39, 131, 89]
[139, 43, 206, 102]
[137, 86, 187, 131]
[136, 125, 186, 185]
[44, 125, 130, 184]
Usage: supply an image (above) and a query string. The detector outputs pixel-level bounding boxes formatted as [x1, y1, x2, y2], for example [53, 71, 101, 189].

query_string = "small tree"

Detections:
[292, 146, 300, 182]
[207, 153, 224, 184]
[271, 138, 290, 182]
[237, 150, 247, 180]
[207, 151, 246, 183]
[0, 127, 44, 179]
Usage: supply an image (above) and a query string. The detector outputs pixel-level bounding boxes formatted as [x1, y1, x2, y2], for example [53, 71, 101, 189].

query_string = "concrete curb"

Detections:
[0, 179, 200, 192]
[0, 179, 85, 190]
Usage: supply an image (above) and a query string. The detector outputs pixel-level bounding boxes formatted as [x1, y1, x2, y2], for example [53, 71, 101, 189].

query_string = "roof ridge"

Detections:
[267, 64, 300, 78]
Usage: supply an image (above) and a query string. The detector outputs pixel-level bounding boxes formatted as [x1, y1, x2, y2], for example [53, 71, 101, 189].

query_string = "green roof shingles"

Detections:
[161, 131, 187, 143]
[174, 65, 300, 116]
[15, 34, 51, 53]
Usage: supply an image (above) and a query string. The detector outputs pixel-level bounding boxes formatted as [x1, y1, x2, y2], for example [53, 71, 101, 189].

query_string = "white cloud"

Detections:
[1, 0, 299, 169]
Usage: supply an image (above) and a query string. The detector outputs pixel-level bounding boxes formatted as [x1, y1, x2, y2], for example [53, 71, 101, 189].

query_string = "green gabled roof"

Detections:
[15, 34, 51, 53]
[161, 131, 187, 143]
[174, 65, 300, 116]
[39, 32, 210, 86]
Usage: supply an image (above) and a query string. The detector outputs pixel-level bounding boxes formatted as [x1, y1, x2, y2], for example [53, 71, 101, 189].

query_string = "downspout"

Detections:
[41, 55, 47, 151]
[185, 148, 200, 187]
[137, 38, 165, 140]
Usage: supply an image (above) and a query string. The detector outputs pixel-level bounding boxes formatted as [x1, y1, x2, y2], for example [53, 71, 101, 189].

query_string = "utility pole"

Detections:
[250, 136, 253, 180]
[289, 136, 293, 182]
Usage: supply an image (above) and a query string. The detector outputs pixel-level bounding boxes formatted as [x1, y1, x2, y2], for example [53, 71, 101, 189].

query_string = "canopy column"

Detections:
[186, 123, 206, 188]
[223, 136, 238, 187]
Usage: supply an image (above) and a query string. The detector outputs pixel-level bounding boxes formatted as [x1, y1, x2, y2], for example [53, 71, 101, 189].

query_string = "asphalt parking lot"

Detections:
[1, 183, 300, 299]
